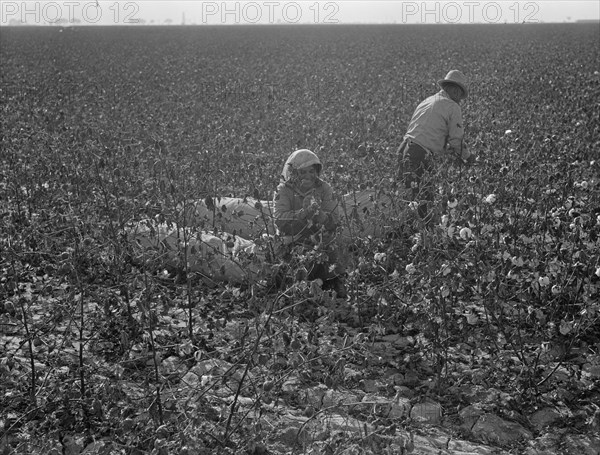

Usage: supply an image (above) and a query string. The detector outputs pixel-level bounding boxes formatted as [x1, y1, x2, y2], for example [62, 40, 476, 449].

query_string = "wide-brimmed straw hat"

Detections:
[437, 70, 468, 98]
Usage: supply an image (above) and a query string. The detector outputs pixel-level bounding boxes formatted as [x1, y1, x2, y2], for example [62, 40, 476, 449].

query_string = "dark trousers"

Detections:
[399, 140, 434, 223]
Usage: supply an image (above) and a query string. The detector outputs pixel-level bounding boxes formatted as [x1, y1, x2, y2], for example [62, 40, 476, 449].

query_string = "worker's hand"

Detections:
[450, 144, 476, 165]
[303, 196, 319, 217]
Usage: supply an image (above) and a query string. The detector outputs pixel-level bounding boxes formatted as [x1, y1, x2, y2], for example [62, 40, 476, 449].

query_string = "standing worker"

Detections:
[399, 70, 475, 224]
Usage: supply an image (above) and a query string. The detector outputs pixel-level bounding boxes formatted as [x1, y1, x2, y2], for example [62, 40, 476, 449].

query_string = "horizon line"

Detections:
[2, 20, 599, 27]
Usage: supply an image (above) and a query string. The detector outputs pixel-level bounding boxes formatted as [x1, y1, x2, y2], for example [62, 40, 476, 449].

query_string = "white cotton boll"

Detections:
[551, 285, 561, 295]
[374, 253, 387, 262]
[596, 267, 600, 278]
[447, 199, 458, 209]
[538, 276, 550, 287]
[441, 264, 451, 276]
[511, 256, 525, 267]
[405, 263, 417, 274]
[580, 181, 589, 189]
[505, 129, 512, 135]
[484, 194, 497, 204]
[459, 227, 472, 240]
[440, 214, 449, 226]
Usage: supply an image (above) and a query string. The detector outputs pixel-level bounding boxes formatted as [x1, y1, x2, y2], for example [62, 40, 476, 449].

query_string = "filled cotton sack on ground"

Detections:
[183, 196, 277, 239]
[127, 220, 267, 284]
[126, 190, 405, 284]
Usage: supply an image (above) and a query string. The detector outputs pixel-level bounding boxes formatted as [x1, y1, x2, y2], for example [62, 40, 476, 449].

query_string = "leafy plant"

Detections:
[1, 23, 599, 455]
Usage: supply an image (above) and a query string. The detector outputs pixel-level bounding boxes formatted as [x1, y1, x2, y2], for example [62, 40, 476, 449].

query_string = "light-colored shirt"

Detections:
[405, 90, 464, 154]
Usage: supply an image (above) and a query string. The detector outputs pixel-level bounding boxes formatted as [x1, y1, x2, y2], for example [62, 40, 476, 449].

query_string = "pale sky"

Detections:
[1, 1, 599, 26]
